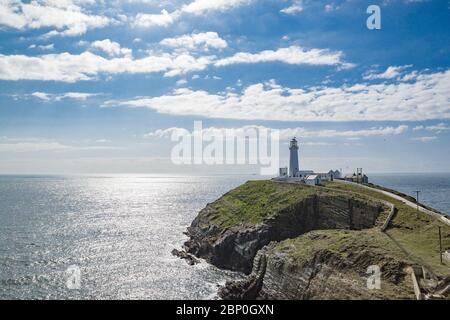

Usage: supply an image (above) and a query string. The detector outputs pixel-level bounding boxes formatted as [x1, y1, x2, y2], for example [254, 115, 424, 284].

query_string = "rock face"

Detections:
[258, 235, 412, 300]
[178, 180, 450, 300]
[171, 248, 199, 266]
[218, 230, 417, 300]
[183, 181, 385, 274]
[218, 252, 267, 300]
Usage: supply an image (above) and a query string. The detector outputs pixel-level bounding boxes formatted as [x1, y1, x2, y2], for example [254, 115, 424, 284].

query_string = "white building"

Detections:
[333, 170, 342, 179]
[296, 170, 315, 178]
[289, 137, 299, 177]
[315, 170, 342, 181]
[275, 137, 342, 186]
[305, 175, 321, 186]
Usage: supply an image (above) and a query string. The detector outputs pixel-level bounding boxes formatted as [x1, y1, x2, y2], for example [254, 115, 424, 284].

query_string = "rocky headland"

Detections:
[176, 180, 450, 300]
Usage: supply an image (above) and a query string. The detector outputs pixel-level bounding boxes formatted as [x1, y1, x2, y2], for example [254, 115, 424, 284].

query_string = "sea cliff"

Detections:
[178, 180, 450, 300]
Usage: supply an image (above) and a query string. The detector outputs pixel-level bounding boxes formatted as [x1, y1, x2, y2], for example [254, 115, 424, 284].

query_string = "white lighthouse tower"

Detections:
[289, 137, 299, 177]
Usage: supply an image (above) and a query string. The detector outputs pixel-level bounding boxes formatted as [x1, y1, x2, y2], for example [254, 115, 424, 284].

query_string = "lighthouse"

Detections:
[289, 137, 299, 177]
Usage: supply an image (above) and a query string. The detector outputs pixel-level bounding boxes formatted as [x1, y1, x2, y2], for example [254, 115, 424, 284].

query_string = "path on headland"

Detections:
[335, 179, 450, 227]
[275, 178, 450, 298]
[335, 180, 450, 299]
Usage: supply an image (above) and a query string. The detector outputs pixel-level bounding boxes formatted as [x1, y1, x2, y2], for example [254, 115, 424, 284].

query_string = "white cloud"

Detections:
[413, 123, 450, 133]
[31, 91, 99, 101]
[277, 125, 409, 139]
[215, 45, 353, 68]
[105, 68, 450, 122]
[0, 51, 214, 82]
[0, 136, 119, 153]
[0, 0, 110, 37]
[280, 1, 303, 15]
[145, 125, 408, 140]
[175, 79, 188, 86]
[324, 4, 340, 12]
[28, 43, 54, 50]
[160, 32, 227, 51]
[181, 0, 251, 15]
[401, 70, 419, 81]
[0, 43, 350, 82]
[0, 141, 75, 153]
[31, 91, 51, 101]
[411, 136, 437, 142]
[133, 9, 178, 28]
[363, 65, 412, 80]
[132, 0, 252, 28]
[90, 39, 132, 58]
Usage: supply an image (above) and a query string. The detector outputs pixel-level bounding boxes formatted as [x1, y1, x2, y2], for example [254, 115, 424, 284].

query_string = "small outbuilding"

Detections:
[344, 173, 369, 184]
[305, 175, 321, 186]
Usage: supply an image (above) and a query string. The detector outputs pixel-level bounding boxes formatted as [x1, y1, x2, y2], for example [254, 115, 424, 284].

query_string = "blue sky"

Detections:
[0, 0, 450, 174]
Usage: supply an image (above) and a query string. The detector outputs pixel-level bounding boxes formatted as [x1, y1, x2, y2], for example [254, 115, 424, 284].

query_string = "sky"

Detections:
[0, 0, 450, 174]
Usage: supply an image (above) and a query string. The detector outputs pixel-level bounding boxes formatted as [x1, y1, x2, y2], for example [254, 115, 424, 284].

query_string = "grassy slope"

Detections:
[204, 180, 318, 228]
[199, 179, 449, 280]
[203, 180, 385, 229]
[272, 229, 416, 299]
[322, 181, 450, 277]
[274, 229, 411, 264]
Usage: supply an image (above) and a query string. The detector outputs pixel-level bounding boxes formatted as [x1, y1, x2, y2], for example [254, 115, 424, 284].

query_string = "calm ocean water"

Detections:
[0, 174, 262, 300]
[370, 173, 450, 216]
[0, 173, 449, 299]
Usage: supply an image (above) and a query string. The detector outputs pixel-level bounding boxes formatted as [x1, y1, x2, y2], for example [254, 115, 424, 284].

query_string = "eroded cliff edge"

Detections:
[180, 180, 450, 299]
[184, 181, 386, 274]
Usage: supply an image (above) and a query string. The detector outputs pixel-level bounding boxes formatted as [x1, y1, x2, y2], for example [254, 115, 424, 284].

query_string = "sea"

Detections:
[0, 173, 449, 300]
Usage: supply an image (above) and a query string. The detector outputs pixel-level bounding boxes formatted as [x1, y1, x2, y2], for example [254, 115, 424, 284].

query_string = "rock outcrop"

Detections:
[257, 232, 414, 300]
[183, 181, 386, 274]
[176, 180, 450, 300]
[218, 252, 267, 300]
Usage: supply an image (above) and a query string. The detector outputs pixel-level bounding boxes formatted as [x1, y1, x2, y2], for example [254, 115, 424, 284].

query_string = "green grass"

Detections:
[202, 180, 318, 228]
[200, 179, 387, 231]
[322, 181, 450, 277]
[272, 229, 418, 299]
[198, 179, 449, 278]
[274, 229, 412, 265]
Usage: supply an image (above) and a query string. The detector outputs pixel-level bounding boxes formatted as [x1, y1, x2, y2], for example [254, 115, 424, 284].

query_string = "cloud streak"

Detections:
[280, 0, 304, 15]
[90, 39, 132, 58]
[413, 123, 450, 133]
[145, 125, 409, 140]
[215, 46, 353, 68]
[160, 32, 227, 51]
[0, 44, 354, 82]
[363, 65, 412, 80]
[0, 0, 110, 37]
[31, 91, 99, 101]
[0, 51, 214, 81]
[132, 0, 252, 28]
[105, 68, 450, 121]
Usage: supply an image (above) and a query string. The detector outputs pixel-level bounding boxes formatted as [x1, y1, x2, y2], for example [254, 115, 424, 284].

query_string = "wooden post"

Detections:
[439, 226, 443, 265]
[415, 191, 420, 211]
[415, 191, 420, 219]
[407, 267, 423, 300]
